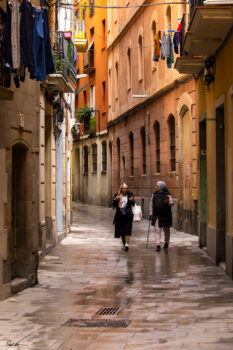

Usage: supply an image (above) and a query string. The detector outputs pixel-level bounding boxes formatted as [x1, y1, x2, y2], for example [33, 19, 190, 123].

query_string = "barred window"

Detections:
[102, 141, 107, 172]
[129, 132, 134, 176]
[140, 127, 146, 174]
[154, 122, 160, 173]
[83, 146, 88, 174]
[169, 115, 176, 171]
[92, 143, 97, 172]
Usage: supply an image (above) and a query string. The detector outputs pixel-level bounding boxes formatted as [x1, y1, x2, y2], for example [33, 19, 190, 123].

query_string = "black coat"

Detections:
[113, 191, 135, 237]
[152, 189, 172, 227]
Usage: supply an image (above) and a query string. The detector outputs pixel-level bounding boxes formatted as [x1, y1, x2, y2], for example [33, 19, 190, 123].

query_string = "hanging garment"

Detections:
[2, 1, 12, 67]
[160, 33, 166, 60]
[0, 8, 6, 86]
[166, 35, 170, 57]
[167, 35, 174, 69]
[31, 8, 46, 82]
[42, 9, 55, 75]
[11, 0, 20, 69]
[74, 45, 78, 63]
[173, 31, 179, 54]
[20, 0, 35, 73]
[153, 32, 160, 61]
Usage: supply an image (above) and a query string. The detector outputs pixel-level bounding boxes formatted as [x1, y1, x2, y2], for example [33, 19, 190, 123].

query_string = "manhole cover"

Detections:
[96, 307, 121, 316]
[63, 318, 131, 328]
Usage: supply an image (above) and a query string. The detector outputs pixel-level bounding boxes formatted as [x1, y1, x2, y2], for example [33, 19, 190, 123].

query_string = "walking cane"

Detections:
[146, 216, 151, 250]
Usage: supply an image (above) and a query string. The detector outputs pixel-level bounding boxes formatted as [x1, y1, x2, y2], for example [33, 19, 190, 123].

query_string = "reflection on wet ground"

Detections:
[0, 202, 233, 349]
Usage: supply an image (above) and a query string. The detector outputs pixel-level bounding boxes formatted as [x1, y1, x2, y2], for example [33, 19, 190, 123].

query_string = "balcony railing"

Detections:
[51, 31, 77, 81]
[189, 0, 204, 22]
[83, 41, 95, 74]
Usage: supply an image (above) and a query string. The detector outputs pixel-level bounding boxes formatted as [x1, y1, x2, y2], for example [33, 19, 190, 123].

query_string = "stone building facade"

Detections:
[72, 0, 111, 206]
[107, 0, 198, 233]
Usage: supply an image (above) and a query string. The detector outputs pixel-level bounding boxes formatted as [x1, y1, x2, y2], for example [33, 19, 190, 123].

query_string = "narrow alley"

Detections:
[0, 203, 233, 350]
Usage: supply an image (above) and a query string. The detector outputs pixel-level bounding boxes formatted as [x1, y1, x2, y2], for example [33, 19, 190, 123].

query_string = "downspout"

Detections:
[65, 107, 69, 232]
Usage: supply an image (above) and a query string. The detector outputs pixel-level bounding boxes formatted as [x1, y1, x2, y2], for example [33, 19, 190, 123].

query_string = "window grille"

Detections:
[102, 141, 107, 172]
[84, 146, 88, 174]
[92, 144, 97, 172]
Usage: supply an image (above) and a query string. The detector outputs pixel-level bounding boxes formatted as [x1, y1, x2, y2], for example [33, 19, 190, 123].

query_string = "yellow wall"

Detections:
[198, 31, 233, 235]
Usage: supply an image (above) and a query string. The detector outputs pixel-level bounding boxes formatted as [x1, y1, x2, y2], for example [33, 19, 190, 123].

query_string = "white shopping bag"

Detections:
[132, 204, 142, 222]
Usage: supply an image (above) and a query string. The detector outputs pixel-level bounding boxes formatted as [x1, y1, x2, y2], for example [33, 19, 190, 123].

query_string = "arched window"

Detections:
[168, 115, 176, 171]
[152, 20, 156, 55]
[154, 122, 160, 173]
[92, 143, 97, 172]
[138, 35, 143, 81]
[83, 146, 88, 174]
[129, 132, 134, 176]
[102, 141, 107, 172]
[127, 47, 131, 90]
[166, 6, 172, 30]
[140, 127, 146, 174]
[115, 61, 119, 99]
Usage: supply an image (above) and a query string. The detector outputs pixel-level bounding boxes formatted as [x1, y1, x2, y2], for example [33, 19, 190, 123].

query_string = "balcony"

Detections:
[83, 40, 95, 74]
[74, 20, 88, 52]
[175, 3, 233, 75]
[47, 31, 77, 97]
[0, 86, 14, 100]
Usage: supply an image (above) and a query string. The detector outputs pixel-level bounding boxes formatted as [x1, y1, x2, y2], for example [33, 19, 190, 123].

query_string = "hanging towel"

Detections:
[161, 33, 166, 60]
[11, 0, 20, 69]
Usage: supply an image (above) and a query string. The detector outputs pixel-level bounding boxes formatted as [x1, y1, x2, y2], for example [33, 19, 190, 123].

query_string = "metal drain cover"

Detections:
[96, 307, 121, 316]
[63, 318, 131, 328]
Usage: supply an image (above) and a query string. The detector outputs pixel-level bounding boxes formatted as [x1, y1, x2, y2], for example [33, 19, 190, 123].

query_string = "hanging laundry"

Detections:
[2, 1, 12, 68]
[11, 0, 20, 69]
[31, 8, 46, 82]
[20, 0, 35, 74]
[166, 34, 174, 69]
[173, 31, 179, 54]
[153, 32, 160, 62]
[161, 33, 166, 60]
[42, 8, 55, 75]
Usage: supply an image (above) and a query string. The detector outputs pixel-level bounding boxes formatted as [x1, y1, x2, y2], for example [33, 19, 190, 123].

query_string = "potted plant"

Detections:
[64, 30, 72, 40]
[77, 105, 92, 131]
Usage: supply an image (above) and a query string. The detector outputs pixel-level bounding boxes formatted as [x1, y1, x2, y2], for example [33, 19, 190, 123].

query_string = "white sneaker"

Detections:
[125, 243, 129, 252]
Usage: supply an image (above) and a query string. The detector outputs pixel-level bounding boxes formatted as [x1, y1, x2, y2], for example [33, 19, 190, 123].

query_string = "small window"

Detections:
[92, 143, 97, 172]
[83, 146, 88, 174]
[169, 115, 176, 171]
[90, 85, 95, 110]
[102, 141, 107, 172]
[154, 122, 160, 173]
[129, 132, 134, 176]
[89, 0, 94, 16]
[115, 62, 119, 99]
[138, 35, 143, 81]
[102, 19, 106, 47]
[102, 81, 106, 108]
[140, 127, 146, 174]
[127, 47, 131, 90]
[83, 90, 87, 105]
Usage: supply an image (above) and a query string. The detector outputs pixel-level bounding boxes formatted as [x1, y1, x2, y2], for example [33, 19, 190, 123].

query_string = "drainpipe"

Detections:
[147, 110, 152, 208]
[65, 107, 69, 233]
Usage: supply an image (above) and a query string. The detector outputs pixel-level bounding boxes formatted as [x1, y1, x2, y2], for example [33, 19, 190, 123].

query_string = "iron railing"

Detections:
[51, 31, 77, 81]
[189, 0, 204, 20]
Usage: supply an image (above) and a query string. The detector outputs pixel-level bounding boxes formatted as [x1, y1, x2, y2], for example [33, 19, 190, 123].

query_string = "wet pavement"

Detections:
[1, 203, 233, 349]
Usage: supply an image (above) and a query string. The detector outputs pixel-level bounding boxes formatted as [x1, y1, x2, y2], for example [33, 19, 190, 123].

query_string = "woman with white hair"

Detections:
[149, 181, 174, 251]
[113, 183, 135, 251]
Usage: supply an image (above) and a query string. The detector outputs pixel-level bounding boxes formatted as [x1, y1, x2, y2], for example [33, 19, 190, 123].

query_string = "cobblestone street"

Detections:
[1, 203, 233, 349]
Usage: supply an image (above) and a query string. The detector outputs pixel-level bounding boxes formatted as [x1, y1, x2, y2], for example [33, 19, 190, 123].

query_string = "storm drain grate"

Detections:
[63, 318, 131, 328]
[96, 307, 121, 316]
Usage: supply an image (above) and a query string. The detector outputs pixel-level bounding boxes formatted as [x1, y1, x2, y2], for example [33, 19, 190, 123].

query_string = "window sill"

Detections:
[129, 175, 134, 178]
[92, 171, 97, 174]
[153, 173, 161, 177]
[101, 170, 107, 174]
[168, 171, 176, 176]
[83, 173, 88, 175]
[141, 174, 147, 177]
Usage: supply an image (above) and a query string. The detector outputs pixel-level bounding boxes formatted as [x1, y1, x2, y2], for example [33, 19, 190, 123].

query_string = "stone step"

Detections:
[11, 278, 29, 295]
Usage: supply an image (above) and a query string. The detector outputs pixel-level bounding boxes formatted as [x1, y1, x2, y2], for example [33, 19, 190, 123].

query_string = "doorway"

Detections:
[216, 104, 226, 263]
[11, 143, 28, 279]
[199, 119, 207, 247]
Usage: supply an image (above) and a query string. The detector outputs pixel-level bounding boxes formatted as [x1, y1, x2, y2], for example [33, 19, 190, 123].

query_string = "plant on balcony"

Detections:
[53, 53, 64, 73]
[71, 123, 79, 137]
[89, 115, 96, 131]
[77, 105, 92, 130]
[67, 40, 74, 75]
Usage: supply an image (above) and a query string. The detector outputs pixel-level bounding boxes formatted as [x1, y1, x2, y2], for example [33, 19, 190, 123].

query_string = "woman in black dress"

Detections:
[113, 183, 135, 251]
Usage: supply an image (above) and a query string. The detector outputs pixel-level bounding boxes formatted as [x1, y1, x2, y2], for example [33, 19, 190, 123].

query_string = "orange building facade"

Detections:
[73, 1, 112, 206]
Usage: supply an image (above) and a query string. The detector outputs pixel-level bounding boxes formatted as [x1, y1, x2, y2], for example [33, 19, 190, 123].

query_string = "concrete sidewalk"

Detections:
[0, 203, 233, 349]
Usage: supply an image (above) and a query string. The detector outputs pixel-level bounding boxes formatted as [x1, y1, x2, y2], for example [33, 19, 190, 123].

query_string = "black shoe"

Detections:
[163, 243, 169, 250]
[156, 245, 161, 252]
